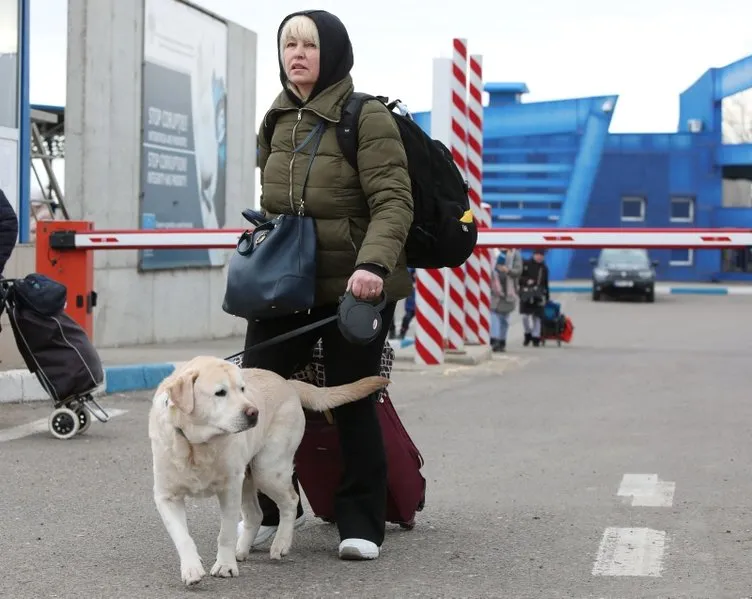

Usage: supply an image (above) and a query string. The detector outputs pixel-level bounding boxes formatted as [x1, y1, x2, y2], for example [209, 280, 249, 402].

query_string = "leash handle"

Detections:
[224, 314, 338, 364]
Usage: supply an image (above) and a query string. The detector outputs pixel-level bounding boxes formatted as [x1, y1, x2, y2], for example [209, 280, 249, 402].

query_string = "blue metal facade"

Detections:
[412, 54, 752, 281]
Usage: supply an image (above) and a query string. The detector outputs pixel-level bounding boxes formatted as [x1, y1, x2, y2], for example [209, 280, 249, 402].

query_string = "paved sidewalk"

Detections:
[4, 294, 752, 598]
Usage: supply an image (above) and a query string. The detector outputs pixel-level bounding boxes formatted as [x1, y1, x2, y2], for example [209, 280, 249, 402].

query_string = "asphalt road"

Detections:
[1, 293, 751, 599]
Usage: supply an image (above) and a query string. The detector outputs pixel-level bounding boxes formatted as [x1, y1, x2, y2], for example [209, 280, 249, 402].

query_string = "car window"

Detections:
[598, 249, 650, 268]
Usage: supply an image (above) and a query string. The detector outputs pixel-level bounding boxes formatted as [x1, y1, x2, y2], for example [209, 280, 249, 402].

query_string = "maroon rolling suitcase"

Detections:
[291, 341, 426, 529]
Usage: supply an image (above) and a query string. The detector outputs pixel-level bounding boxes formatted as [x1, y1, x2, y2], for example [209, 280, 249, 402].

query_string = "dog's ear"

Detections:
[166, 369, 200, 414]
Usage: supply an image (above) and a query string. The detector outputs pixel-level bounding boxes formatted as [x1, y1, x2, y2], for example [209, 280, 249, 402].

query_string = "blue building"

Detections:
[413, 55, 752, 282]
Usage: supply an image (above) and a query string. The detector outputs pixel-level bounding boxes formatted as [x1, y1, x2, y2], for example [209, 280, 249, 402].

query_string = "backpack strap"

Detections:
[262, 93, 384, 173]
[336, 92, 382, 173]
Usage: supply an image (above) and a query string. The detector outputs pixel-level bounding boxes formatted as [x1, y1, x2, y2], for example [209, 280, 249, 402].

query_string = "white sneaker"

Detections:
[338, 538, 380, 560]
[236, 515, 306, 547]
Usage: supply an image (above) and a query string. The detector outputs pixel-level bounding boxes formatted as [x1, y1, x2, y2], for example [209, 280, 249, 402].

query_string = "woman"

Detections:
[240, 10, 413, 561]
[519, 249, 550, 347]
[490, 247, 522, 352]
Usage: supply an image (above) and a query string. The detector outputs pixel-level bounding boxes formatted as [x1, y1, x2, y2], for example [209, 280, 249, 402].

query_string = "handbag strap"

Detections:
[224, 314, 338, 364]
[292, 121, 326, 216]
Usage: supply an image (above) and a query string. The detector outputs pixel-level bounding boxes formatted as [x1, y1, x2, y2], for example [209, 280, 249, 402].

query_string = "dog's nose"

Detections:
[245, 406, 258, 427]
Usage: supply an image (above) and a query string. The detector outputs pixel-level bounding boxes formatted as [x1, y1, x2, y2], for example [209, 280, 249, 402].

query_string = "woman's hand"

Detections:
[347, 269, 384, 300]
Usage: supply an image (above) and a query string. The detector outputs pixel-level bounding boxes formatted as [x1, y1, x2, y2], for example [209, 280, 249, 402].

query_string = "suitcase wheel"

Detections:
[66, 400, 92, 434]
[75, 406, 91, 434]
[48, 407, 81, 440]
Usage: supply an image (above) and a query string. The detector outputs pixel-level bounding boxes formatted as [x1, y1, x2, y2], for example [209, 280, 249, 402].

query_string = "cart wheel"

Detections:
[76, 408, 92, 434]
[49, 407, 80, 440]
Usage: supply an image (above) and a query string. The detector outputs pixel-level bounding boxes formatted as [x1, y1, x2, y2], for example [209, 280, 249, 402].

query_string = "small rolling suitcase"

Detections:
[0, 274, 110, 440]
[291, 341, 426, 529]
[559, 316, 574, 343]
[1, 274, 104, 403]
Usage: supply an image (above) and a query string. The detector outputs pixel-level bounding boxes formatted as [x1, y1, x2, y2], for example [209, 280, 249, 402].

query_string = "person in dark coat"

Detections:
[519, 248, 549, 347]
[389, 268, 415, 339]
[0, 189, 19, 276]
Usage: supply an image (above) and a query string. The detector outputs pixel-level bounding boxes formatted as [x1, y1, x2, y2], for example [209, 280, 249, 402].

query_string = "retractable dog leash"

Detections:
[224, 291, 388, 363]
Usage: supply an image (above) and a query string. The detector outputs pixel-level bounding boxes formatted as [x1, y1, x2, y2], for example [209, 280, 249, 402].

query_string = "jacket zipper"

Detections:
[288, 109, 303, 214]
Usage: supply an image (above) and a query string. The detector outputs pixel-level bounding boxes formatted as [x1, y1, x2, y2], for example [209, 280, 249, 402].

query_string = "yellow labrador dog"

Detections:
[148, 355, 389, 586]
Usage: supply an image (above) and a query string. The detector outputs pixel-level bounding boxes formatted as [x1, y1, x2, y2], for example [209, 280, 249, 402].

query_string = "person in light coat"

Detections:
[489, 247, 522, 352]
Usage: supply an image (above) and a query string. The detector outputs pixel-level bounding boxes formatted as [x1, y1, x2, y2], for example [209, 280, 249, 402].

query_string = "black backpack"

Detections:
[261, 93, 478, 269]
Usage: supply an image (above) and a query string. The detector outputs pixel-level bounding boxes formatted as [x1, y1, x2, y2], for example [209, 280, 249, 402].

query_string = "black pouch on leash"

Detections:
[337, 291, 387, 345]
[222, 122, 325, 321]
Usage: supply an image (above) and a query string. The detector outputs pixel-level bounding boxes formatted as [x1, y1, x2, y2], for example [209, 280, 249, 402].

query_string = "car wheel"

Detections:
[646, 289, 655, 303]
[592, 289, 601, 301]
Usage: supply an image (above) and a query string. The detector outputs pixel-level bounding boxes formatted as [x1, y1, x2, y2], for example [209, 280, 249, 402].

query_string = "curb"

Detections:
[0, 362, 179, 404]
[550, 284, 752, 295]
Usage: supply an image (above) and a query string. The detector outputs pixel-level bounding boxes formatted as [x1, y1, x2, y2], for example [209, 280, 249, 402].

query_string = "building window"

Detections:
[621, 196, 646, 222]
[721, 248, 752, 273]
[669, 249, 694, 266]
[670, 196, 694, 223]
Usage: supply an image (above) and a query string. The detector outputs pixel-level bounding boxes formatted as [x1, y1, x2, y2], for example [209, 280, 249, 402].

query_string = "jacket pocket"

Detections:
[348, 217, 368, 252]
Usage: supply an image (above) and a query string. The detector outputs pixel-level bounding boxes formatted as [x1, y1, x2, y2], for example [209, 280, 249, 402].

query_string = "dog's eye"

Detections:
[215, 389, 227, 397]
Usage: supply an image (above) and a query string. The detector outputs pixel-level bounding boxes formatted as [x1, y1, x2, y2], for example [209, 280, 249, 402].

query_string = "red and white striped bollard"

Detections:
[446, 37, 469, 352]
[465, 54, 485, 345]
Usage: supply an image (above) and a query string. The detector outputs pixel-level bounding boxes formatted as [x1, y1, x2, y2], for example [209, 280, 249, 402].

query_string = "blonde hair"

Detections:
[279, 15, 320, 59]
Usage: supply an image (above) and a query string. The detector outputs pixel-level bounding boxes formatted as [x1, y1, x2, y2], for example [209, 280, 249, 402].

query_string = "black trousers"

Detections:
[242, 301, 396, 546]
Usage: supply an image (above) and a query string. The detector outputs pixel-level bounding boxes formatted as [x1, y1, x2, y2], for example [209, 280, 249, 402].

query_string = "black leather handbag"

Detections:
[222, 122, 325, 321]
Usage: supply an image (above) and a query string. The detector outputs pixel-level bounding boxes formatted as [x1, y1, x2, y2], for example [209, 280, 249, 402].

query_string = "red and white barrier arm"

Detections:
[48, 227, 752, 251]
[474, 228, 752, 249]
[49, 228, 246, 250]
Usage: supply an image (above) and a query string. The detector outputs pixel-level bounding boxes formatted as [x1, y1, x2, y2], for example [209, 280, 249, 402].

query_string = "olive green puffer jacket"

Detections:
[257, 75, 414, 306]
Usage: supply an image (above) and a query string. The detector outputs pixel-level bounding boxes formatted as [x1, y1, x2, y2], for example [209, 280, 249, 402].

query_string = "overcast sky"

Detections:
[29, 0, 752, 133]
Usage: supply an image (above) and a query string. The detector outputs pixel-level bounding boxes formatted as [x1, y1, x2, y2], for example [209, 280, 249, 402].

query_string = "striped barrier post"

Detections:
[414, 268, 445, 365]
[446, 37, 469, 352]
[466, 54, 486, 345]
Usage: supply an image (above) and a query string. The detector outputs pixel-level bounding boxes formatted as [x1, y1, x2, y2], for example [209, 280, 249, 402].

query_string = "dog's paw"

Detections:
[269, 537, 292, 560]
[180, 559, 206, 586]
[235, 545, 251, 562]
[210, 559, 239, 578]
[236, 531, 254, 561]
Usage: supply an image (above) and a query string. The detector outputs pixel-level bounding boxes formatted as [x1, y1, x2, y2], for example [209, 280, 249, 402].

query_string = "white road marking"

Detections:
[592, 527, 667, 577]
[617, 473, 676, 507]
[0, 408, 127, 443]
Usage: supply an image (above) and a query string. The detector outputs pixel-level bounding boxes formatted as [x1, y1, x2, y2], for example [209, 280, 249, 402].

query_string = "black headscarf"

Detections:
[277, 10, 354, 104]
